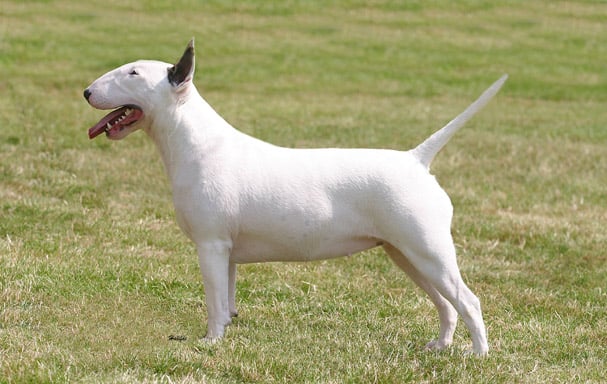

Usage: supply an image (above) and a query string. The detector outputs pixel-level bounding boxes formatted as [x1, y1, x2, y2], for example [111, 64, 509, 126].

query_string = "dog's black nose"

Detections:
[83, 89, 91, 100]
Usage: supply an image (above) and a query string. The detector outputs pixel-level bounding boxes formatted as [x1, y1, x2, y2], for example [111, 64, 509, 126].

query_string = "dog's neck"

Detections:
[144, 85, 241, 184]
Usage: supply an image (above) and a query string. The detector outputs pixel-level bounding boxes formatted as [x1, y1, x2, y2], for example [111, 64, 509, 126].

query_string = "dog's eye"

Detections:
[129, 69, 138, 76]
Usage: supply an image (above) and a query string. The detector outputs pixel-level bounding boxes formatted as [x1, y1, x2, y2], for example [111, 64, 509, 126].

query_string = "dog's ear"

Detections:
[168, 39, 195, 89]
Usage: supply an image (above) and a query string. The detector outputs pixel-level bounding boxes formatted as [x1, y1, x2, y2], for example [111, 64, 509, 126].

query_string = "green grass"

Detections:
[1, 0, 606, 382]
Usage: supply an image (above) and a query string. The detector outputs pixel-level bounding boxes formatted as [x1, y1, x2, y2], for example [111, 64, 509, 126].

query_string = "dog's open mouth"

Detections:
[88, 105, 144, 139]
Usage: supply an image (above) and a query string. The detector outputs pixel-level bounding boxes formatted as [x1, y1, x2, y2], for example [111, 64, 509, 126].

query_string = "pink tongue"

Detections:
[88, 107, 131, 139]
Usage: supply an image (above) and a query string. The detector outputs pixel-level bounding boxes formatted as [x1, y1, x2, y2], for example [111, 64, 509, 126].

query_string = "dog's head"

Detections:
[84, 39, 195, 140]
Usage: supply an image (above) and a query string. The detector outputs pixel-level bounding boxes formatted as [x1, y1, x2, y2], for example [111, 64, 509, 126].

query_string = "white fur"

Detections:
[84, 40, 507, 355]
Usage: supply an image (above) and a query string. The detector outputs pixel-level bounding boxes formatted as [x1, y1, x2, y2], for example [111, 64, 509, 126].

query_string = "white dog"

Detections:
[84, 39, 506, 355]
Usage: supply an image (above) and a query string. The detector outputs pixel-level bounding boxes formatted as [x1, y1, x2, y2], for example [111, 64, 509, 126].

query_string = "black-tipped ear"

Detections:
[168, 39, 195, 87]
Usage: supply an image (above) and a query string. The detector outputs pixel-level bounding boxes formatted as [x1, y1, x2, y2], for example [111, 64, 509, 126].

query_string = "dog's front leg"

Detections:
[228, 261, 238, 318]
[197, 240, 233, 342]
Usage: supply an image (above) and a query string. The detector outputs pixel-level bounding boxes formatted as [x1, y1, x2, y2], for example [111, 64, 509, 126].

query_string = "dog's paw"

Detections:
[424, 339, 452, 351]
[464, 346, 489, 357]
[201, 335, 222, 344]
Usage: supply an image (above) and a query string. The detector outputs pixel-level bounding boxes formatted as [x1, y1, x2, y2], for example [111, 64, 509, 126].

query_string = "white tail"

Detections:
[412, 74, 508, 168]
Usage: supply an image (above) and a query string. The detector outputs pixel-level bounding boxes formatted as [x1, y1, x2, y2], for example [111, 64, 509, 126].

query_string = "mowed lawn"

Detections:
[1, 1, 606, 383]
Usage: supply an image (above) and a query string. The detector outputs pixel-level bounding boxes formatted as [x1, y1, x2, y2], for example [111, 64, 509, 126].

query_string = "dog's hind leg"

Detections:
[383, 243, 458, 351]
[398, 238, 488, 355]
[197, 240, 233, 342]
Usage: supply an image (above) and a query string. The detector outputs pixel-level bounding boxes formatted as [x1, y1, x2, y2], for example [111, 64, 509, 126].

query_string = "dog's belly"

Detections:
[230, 232, 381, 264]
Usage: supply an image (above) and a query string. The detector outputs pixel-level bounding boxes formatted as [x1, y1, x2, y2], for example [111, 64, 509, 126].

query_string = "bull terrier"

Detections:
[84, 39, 507, 355]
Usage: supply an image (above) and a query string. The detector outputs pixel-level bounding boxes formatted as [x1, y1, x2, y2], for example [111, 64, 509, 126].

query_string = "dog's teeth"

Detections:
[106, 122, 112, 131]
[125, 108, 132, 116]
